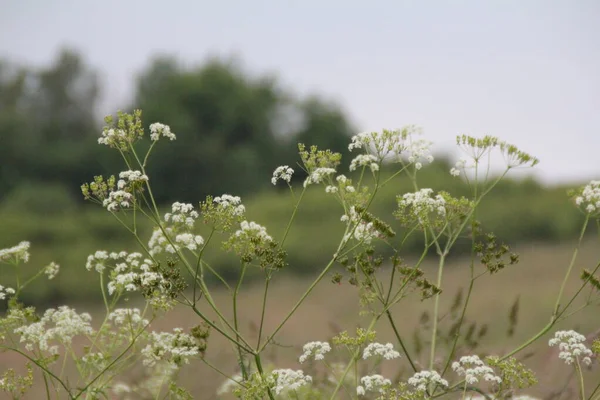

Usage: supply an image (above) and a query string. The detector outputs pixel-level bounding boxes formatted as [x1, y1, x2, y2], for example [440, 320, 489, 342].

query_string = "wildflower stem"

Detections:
[553, 216, 589, 318]
[429, 252, 447, 371]
[1, 346, 74, 398]
[190, 305, 254, 354]
[256, 276, 270, 349]
[575, 357, 586, 400]
[233, 262, 249, 379]
[253, 354, 275, 400]
[280, 185, 306, 247]
[385, 310, 417, 372]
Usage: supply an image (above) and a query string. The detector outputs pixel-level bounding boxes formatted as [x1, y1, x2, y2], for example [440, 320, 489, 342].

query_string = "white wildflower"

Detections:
[14, 306, 94, 353]
[214, 194, 246, 216]
[452, 355, 501, 385]
[398, 188, 446, 224]
[407, 370, 448, 391]
[108, 308, 148, 328]
[356, 374, 391, 396]
[98, 128, 127, 147]
[349, 154, 379, 172]
[272, 165, 294, 185]
[271, 369, 312, 395]
[0, 285, 16, 301]
[325, 185, 338, 194]
[304, 167, 336, 187]
[0, 241, 31, 264]
[149, 123, 176, 141]
[362, 342, 400, 360]
[44, 262, 60, 280]
[549, 330, 593, 366]
[175, 233, 205, 251]
[235, 221, 273, 242]
[299, 341, 331, 363]
[141, 328, 199, 367]
[86, 250, 109, 273]
[573, 180, 600, 215]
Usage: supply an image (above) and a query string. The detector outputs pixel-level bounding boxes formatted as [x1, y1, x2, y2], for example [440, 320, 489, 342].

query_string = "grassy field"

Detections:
[3, 238, 597, 399]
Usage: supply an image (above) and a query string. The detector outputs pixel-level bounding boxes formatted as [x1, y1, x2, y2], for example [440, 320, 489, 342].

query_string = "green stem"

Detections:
[576, 358, 586, 400]
[256, 277, 270, 349]
[233, 263, 249, 379]
[429, 252, 447, 370]
[385, 310, 417, 372]
[553, 216, 589, 318]
[254, 354, 275, 400]
[280, 186, 306, 247]
[190, 305, 254, 354]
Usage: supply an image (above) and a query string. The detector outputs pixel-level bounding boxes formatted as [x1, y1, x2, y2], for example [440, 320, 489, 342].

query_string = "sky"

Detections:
[1, 0, 599, 184]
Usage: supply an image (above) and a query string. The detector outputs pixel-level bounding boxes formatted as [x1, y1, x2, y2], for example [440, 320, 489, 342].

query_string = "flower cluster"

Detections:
[107, 308, 149, 329]
[452, 355, 502, 385]
[270, 369, 312, 395]
[450, 157, 474, 177]
[349, 154, 379, 172]
[118, 170, 148, 188]
[407, 370, 448, 391]
[149, 202, 204, 256]
[44, 262, 60, 280]
[149, 123, 176, 141]
[0, 285, 15, 301]
[304, 167, 337, 187]
[97, 110, 144, 150]
[396, 188, 447, 228]
[362, 342, 400, 360]
[0, 241, 30, 264]
[341, 206, 386, 244]
[456, 135, 538, 168]
[213, 195, 246, 217]
[573, 180, 600, 215]
[14, 306, 94, 354]
[141, 328, 200, 367]
[348, 127, 434, 169]
[299, 341, 331, 363]
[548, 330, 593, 366]
[271, 165, 294, 185]
[356, 374, 391, 396]
[235, 221, 273, 243]
[102, 169, 148, 212]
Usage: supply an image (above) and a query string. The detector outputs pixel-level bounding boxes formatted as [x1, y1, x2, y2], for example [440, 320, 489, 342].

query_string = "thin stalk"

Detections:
[429, 252, 447, 370]
[385, 310, 417, 372]
[233, 263, 249, 379]
[553, 216, 589, 318]
[575, 358, 586, 400]
[190, 305, 254, 354]
[280, 186, 306, 247]
[256, 277, 271, 349]
[254, 354, 275, 400]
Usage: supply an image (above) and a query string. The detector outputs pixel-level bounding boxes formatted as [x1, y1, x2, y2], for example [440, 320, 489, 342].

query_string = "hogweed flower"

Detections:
[44, 262, 60, 280]
[141, 328, 200, 367]
[362, 342, 400, 360]
[201, 194, 246, 232]
[304, 167, 337, 187]
[270, 369, 312, 395]
[14, 306, 94, 354]
[548, 330, 593, 366]
[356, 374, 391, 396]
[572, 180, 600, 215]
[0, 241, 31, 264]
[349, 154, 379, 172]
[452, 355, 502, 385]
[149, 122, 176, 141]
[98, 110, 144, 151]
[271, 165, 294, 185]
[0, 285, 16, 301]
[407, 370, 448, 392]
[299, 341, 331, 363]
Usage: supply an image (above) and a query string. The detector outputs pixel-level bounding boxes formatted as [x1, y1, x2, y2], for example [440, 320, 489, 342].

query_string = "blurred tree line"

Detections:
[0, 48, 354, 207]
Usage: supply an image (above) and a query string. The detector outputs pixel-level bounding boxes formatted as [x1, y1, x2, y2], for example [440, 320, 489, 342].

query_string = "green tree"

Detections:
[133, 56, 355, 203]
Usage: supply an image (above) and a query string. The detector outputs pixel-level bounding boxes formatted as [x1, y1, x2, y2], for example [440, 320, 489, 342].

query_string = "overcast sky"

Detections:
[1, 0, 598, 184]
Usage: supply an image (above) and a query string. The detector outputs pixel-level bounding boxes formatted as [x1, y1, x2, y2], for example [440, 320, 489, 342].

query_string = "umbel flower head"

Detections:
[452, 355, 502, 385]
[549, 330, 593, 366]
[0, 241, 30, 264]
[572, 180, 600, 215]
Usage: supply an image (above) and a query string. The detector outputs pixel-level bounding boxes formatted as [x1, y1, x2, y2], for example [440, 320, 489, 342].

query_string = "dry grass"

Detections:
[2, 239, 599, 399]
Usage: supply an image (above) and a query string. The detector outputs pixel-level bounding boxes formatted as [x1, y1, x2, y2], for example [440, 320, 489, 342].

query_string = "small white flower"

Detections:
[272, 165, 294, 185]
[235, 221, 273, 242]
[452, 355, 501, 385]
[363, 342, 401, 360]
[304, 167, 336, 187]
[44, 262, 60, 280]
[349, 154, 379, 172]
[141, 328, 199, 367]
[573, 180, 600, 215]
[0, 285, 16, 301]
[549, 330, 593, 366]
[325, 185, 338, 194]
[299, 341, 331, 363]
[271, 369, 312, 395]
[407, 370, 448, 392]
[149, 123, 176, 141]
[357, 374, 390, 395]
[0, 241, 31, 264]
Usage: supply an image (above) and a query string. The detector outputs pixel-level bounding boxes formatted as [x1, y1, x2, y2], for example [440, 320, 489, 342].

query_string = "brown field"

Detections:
[2, 239, 599, 399]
